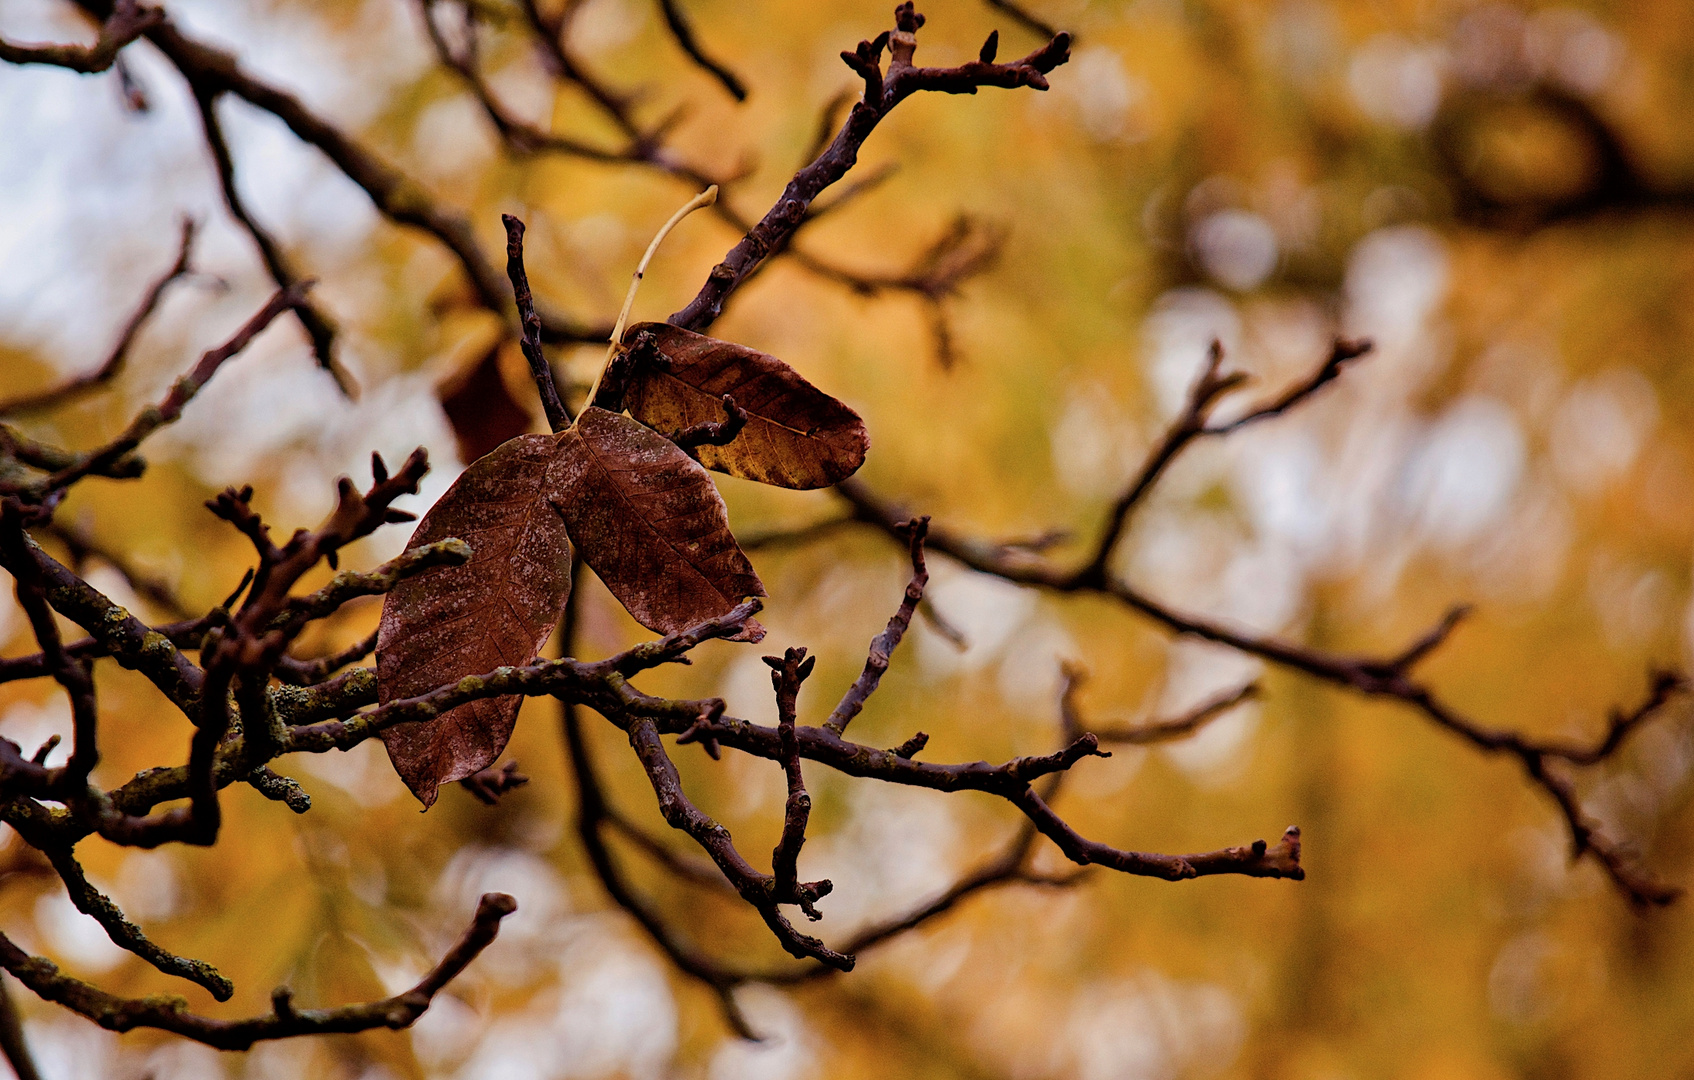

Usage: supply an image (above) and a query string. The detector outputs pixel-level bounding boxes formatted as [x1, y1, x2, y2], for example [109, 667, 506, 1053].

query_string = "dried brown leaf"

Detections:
[555, 407, 766, 639]
[377, 434, 573, 806]
[623, 322, 868, 489]
[437, 341, 536, 464]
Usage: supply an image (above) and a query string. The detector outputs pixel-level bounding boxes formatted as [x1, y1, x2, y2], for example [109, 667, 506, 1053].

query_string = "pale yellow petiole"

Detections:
[577, 185, 719, 422]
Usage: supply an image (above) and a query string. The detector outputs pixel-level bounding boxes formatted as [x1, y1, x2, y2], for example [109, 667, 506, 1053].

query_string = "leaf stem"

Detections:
[580, 186, 718, 422]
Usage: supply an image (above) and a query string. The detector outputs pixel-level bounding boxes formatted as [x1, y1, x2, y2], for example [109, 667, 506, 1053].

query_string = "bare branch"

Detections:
[517, 0, 647, 145]
[765, 647, 819, 917]
[669, 5, 1069, 332]
[835, 464, 1684, 904]
[768, 833, 1085, 989]
[0, 0, 161, 74]
[627, 717, 850, 968]
[269, 538, 470, 637]
[1063, 667, 1260, 746]
[533, 547, 1293, 1017]
[0, 531, 204, 708]
[189, 89, 352, 395]
[0, 975, 43, 1080]
[419, 0, 628, 163]
[0, 219, 194, 417]
[0, 511, 102, 800]
[825, 516, 929, 735]
[22, 282, 309, 499]
[44, 846, 233, 1000]
[71, 0, 608, 343]
[0, 895, 515, 1050]
[245, 766, 311, 813]
[736, 513, 857, 552]
[801, 90, 853, 169]
[601, 807, 734, 892]
[1559, 669, 1685, 767]
[655, 0, 747, 101]
[560, 672, 759, 1036]
[502, 214, 571, 432]
[1374, 604, 1472, 676]
[983, 0, 1061, 43]
[779, 216, 1004, 367]
[5, 0, 1665, 1058]
[1075, 341, 1247, 588]
[1206, 338, 1373, 435]
[273, 630, 379, 686]
[44, 518, 194, 621]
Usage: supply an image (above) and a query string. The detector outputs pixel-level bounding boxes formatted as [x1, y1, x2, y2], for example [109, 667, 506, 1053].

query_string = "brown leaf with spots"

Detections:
[622, 322, 868, 490]
[377, 434, 573, 807]
[555, 407, 766, 639]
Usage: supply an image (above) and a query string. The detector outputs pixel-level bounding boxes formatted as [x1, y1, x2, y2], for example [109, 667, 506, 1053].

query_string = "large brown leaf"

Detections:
[377, 434, 573, 807]
[621, 322, 868, 490]
[555, 407, 765, 639]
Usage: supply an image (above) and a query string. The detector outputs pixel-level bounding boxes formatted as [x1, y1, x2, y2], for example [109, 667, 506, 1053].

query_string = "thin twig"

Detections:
[825, 517, 930, 736]
[656, 0, 747, 101]
[766, 647, 819, 916]
[0, 896, 514, 1050]
[0, 0, 161, 73]
[983, 0, 1061, 42]
[24, 283, 311, 498]
[832, 354, 1685, 906]
[44, 518, 194, 620]
[0, 975, 42, 1080]
[1062, 667, 1260, 746]
[669, 5, 1069, 331]
[44, 846, 233, 999]
[0, 219, 195, 417]
[86, 1, 609, 342]
[190, 87, 352, 395]
[274, 630, 380, 686]
[502, 214, 571, 432]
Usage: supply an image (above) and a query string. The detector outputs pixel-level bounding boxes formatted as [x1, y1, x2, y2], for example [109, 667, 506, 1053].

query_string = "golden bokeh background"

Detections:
[1, 0, 1692, 1076]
